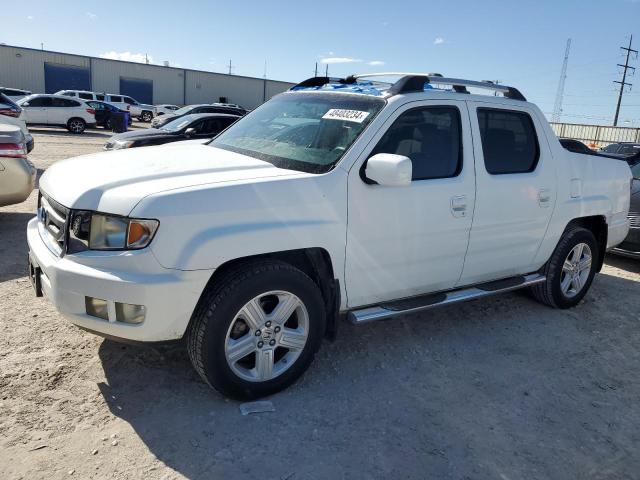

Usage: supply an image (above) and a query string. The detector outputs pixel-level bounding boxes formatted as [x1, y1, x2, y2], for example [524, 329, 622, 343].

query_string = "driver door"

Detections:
[345, 100, 476, 307]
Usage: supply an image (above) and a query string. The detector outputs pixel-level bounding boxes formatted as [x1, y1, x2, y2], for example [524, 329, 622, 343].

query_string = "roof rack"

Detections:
[290, 73, 526, 101]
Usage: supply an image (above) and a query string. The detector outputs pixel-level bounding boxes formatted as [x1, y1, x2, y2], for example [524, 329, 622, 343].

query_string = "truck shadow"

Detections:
[0, 212, 35, 282]
[97, 271, 640, 480]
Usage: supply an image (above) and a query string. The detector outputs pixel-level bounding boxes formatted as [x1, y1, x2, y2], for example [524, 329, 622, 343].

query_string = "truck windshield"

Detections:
[209, 92, 385, 173]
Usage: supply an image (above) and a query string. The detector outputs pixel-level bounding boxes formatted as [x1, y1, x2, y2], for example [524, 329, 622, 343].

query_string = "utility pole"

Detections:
[552, 39, 571, 123]
[228, 59, 233, 75]
[314, 62, 318, 76]
[613, 35, 637, 126]
[325, 64, 328, 77]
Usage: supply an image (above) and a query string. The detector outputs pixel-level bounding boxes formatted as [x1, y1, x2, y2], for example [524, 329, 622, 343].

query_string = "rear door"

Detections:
[458, 103, 557, 286]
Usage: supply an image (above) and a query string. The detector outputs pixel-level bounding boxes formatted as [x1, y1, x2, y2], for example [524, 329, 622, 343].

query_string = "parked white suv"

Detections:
[56, 90, 154, 122]
[28, 74, 631, 399]
[0, 92, 34, 151]
[17, 94, 96, 133]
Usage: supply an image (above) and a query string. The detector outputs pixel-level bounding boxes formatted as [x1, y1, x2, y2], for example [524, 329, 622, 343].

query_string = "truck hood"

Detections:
[39, 144, 303, 215]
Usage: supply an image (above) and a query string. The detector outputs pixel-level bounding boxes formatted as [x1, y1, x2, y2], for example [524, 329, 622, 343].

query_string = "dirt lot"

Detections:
[1, 127, 640, 480]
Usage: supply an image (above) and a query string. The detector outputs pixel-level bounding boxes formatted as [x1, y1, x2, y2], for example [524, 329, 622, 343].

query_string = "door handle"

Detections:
[538, 189, 551, 208]
[450, 195, 467, 218]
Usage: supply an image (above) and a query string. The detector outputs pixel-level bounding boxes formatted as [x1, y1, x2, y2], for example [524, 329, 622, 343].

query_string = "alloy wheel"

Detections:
[224, 291, 309, 382]
[560, 242, 592, 298]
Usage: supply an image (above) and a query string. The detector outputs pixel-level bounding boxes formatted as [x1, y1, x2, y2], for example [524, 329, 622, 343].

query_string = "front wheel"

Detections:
[531, 226, 598, 309]
[187, 260, 326, 399]
[67, 118, 86, 134]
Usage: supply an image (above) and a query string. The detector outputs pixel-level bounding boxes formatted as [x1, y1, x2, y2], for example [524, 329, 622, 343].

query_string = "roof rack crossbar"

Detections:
[291, 76, 356, 90]
[354, 73, 526, 101]
[290, 73, 526, 101]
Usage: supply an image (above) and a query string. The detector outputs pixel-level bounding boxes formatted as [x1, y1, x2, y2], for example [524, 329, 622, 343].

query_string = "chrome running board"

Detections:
[348, 273, 546, 325]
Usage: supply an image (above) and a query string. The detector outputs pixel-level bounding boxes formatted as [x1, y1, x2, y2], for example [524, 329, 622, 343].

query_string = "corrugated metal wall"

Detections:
[550, 122, 640, 147]
[0, 45, 293, 108]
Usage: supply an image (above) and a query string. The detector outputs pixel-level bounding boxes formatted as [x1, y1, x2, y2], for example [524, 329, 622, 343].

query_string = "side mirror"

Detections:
[365, 153, 412, 187]
[185, 128, 196, 137]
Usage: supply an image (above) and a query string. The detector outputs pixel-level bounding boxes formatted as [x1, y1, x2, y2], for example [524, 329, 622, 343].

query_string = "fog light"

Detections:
[85, 297, 108, 320]
[115, 302, 146, 324]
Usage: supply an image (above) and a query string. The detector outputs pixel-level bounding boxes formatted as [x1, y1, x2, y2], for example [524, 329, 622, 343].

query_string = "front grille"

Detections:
[38, 191, 69, 256]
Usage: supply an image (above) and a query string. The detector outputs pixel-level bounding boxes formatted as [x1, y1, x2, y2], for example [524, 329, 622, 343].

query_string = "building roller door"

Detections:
[120, 77, 153, 104]
[44, 63, 91, 93]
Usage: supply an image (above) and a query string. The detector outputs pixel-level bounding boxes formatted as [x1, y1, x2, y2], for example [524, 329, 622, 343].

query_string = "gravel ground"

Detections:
[1, 127, 640, 480]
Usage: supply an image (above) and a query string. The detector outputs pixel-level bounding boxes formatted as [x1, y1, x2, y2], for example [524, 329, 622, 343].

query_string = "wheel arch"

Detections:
[565, 215, 607, 272]
[193, 247, 340, 339]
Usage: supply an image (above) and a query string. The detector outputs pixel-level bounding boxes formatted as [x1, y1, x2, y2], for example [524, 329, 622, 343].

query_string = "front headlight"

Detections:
[113, 140, 135, 150]
[68, 211, 159, 253]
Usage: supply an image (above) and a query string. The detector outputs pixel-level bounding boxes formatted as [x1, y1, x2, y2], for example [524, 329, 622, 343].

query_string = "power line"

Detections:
[552, 39, 571, 123]
[613, 35, 637, 126]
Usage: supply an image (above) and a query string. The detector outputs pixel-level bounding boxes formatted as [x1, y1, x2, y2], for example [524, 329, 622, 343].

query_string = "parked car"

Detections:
[27, 73, 631, 399]
[560, 138, 593, 154]
[154, 104, 179, 116]
[600, 142, 640, 157]
[0, 92, 34, 152]
[104, 113, 238, 150]
[0, 125, 36, 207]
[17, 94, 96, 134]
[86, 101, 131, 130]
[56, 90, 154, 122]
[0, 87, 32, 102]
[151, 103, 246, 128]
[611, 160, 640, 258]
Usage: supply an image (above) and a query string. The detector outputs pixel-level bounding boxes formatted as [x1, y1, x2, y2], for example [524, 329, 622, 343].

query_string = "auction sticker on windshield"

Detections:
[322, 109, 370, 123]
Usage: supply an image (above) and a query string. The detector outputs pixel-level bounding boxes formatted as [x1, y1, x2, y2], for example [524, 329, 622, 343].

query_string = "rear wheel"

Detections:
[187, 260, 326, 399]
[104, 118, 112, 130]
[67, 118, 86, 134]
[141, 111, 153, 122]
[531, 226, 598, 308]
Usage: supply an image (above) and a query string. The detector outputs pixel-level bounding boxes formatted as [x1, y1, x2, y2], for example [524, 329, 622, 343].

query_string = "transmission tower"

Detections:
[552, 39, 571, 123]
[613, 35, 637, 126]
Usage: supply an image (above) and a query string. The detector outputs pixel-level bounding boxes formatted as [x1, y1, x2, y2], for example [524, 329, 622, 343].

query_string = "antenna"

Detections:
[228, 59, 233, 75]
[552, 38, 571, 123]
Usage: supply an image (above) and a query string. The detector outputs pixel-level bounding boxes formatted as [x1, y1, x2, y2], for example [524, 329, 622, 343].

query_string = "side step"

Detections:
[348, 273, 545, 325]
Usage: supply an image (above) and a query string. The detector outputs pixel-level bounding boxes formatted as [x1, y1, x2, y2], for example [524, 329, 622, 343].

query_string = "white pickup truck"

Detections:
[27, 74, 631, 399]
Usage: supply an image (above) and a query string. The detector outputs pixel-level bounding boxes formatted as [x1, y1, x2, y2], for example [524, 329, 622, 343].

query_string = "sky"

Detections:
[2, 0, 640, 126]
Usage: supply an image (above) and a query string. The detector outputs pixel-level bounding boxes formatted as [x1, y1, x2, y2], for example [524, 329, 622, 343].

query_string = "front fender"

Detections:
[134, 171, 348, 277]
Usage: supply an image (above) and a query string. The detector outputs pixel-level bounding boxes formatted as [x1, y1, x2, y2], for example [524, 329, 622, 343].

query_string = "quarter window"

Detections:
[477, 108, 539, 174]
[370, 106, 462, 180]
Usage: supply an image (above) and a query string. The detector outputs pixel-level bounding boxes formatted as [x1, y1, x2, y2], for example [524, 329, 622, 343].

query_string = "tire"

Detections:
[531, 226, 598, 309]
[187, 260, 326, 399]
[67, 118, 86, 134]
[140, 111, 153, 122]
[104, 118, 112, 130]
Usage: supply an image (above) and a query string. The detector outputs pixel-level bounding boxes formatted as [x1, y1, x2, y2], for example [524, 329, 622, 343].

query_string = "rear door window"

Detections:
[477, 108, 539, 175]
[79, 93, 93, 100]
[110, 95, 123, 103]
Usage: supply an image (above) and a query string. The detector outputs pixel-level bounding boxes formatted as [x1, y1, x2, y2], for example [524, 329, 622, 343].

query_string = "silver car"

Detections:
[0, 125, 36, 207]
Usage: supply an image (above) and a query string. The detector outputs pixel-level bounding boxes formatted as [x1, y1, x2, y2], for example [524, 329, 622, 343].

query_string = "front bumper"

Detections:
[27, 217, 213, 342]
